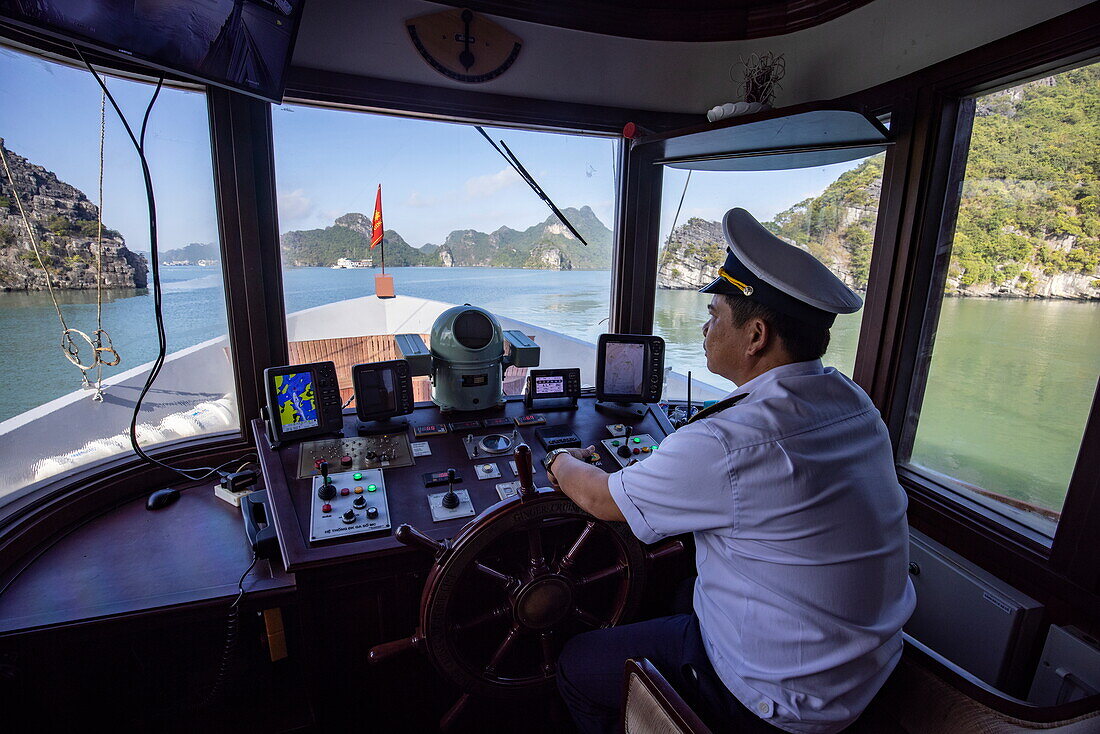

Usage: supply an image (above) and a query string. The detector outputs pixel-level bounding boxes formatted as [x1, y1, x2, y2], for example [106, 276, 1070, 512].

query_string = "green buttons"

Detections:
[632, 437, 641, 443]
[651, 445, 659, 451]
[611, 440, 620, 446]
[367, 484, 378, 492]
[352, 472, 363, 480]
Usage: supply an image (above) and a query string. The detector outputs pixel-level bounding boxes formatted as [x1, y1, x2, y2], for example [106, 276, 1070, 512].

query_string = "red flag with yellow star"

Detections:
[370, 184, 384, 249]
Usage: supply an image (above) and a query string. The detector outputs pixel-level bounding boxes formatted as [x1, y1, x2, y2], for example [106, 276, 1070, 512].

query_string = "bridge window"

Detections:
[0, 45, 236, 503]
[271, 105, 619, 406]
[901, 62, 1100, 536]
[655, 152, 886, 400]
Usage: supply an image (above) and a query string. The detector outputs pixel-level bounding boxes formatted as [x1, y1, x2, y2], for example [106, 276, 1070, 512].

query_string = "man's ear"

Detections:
[746, 317, 770, 356]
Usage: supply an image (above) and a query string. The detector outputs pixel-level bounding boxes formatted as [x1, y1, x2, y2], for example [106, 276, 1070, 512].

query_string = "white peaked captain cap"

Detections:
[699, 208, 864, 328]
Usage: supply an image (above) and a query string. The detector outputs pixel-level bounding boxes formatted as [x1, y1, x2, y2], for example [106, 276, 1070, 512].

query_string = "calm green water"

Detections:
[1, 267, 1095, 513]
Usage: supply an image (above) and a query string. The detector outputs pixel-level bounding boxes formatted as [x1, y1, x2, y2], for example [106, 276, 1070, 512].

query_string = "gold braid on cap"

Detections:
[718, 267, 754, 296]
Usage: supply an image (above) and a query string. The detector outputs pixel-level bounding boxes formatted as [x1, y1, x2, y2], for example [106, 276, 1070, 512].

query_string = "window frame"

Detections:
[842, 13, 1100, 600]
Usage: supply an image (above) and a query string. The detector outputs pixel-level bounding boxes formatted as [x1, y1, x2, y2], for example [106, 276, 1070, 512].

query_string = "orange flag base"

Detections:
[375, 273, 395, 299]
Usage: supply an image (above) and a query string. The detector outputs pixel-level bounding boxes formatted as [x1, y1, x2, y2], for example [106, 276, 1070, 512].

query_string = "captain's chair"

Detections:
[621, 658, 712, 734]
[621, 637, 1100, 734]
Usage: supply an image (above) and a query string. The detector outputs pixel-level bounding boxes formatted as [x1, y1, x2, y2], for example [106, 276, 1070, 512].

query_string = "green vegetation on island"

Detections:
[280, 206, 613, 270]
[659, 62, 1099, 298]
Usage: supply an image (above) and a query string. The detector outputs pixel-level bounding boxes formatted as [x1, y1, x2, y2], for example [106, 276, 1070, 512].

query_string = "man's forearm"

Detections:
[552, 455, 625, 522]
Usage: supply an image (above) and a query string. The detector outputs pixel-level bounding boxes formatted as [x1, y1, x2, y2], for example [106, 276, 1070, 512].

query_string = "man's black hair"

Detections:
[721, 294, 831, 362]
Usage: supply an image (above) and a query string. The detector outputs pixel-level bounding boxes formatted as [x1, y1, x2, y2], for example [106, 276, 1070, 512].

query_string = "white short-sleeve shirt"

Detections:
[609, 360, 916, 734]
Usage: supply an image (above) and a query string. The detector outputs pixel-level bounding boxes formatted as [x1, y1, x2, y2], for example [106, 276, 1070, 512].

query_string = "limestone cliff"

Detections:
[0, 139, 147, 291]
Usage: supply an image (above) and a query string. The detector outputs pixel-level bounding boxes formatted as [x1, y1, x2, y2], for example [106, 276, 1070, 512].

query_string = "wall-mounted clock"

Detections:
[406, 8, 522, 83]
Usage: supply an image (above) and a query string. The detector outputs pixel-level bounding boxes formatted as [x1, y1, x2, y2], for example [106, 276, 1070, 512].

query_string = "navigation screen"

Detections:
[534, 375, 566, 395]
[274, 371, 319, 432]
[604, 342, 645, 396]
[356, 367, 397, 415]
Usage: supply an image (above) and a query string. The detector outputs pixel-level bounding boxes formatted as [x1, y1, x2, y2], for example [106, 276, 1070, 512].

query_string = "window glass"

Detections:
[272, 105, 618, 406]
[905, 63, 1100, 533]
[0, 46, 235, 502]
[655, 153, 885, 400]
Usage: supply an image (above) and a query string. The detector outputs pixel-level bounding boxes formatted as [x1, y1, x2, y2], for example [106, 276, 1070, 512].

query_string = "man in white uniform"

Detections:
[549, 208, 916, 733]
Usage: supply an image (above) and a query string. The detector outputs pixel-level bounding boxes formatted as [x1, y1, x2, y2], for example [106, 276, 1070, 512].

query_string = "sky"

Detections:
[1, 42, 865, 255]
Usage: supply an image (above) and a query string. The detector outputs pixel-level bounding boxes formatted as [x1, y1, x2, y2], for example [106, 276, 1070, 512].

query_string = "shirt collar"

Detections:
[727, 359, 824, 399]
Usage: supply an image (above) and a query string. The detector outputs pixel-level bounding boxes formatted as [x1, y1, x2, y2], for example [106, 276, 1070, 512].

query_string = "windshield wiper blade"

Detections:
[474, 126, 589, 246]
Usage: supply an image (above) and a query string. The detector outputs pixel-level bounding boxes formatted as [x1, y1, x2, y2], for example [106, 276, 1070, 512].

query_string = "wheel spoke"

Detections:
[572, 605, 604, 628]
[540, 632, 557, 676]
[555, 521, 596, 574]
[484, 623, 523, 675]
[527, 522, 548, 577]
[575, 562, 627, 587]
[474, 561, 520, 588]
[451, 605, 510, 634]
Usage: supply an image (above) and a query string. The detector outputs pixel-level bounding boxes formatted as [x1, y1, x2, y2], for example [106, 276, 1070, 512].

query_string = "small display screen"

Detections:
[603, 342, 646, 396]
[356, 367, 397, 416]
[273, 371, 319, 432]
[534, 375, 566, 395]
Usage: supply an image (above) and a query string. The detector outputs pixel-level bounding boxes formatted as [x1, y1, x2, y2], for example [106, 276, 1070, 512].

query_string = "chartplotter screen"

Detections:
[274, 371, 320, 432]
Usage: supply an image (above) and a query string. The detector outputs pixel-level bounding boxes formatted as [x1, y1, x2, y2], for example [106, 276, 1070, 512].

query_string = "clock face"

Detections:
[406, 8, 522, 83]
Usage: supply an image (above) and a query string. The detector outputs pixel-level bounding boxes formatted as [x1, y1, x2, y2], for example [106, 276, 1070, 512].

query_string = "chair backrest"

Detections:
[859, 635, 1100, 734]
[621, 658, 712, 734]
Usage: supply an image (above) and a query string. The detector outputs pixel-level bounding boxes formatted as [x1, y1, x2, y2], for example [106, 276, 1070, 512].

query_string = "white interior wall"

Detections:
[291, 0, 1092, 115]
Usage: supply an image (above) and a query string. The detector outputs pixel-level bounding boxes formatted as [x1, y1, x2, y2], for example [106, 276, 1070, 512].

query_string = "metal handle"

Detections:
[514, 443, 537, 501]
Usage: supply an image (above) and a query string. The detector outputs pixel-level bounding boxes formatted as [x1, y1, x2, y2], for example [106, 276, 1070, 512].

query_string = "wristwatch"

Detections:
[542, 448, 572, 474]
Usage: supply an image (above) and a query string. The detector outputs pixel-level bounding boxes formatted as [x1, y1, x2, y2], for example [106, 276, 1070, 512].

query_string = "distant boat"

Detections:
[332, 257, 373, 269]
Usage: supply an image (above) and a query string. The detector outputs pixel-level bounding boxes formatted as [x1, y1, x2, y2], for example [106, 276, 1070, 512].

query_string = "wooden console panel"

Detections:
[253, 395, 674, 573]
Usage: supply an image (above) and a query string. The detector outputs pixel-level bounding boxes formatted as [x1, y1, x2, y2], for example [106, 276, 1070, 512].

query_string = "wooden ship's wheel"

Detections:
[369, 444, 682, 729]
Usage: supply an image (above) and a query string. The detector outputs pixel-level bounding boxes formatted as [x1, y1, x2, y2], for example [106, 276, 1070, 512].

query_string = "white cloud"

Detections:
[278, 188, 314, 220]
[463, 168, 521, 199]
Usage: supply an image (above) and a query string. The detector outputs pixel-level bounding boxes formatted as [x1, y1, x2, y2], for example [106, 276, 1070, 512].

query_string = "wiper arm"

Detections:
[474, 126, 589, 246]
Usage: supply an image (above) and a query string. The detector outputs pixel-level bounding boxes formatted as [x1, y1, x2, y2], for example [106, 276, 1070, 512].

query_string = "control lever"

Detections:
[315, 459, 336, 500]
[441, 468, 460, 509]
[514, 443, 537, 501]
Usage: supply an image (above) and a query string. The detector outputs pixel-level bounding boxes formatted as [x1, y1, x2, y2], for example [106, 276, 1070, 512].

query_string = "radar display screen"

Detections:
[596, 334, 665, 403]
[603, 342, 645, 395]
[353, 360, 415, 422]
[273, 372, 319, 432]
[356, 367, 397, 415]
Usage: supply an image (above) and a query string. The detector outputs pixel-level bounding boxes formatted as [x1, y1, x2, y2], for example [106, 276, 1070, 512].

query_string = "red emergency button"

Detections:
[340, 487, 350, 496]
[321, 503, 332, 513]
[632, 447, 641, 455]
[340, 455, 353, 467]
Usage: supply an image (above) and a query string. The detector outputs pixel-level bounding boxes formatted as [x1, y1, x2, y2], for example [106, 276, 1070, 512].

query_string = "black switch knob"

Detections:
[366, 506, 379, 519]
[318, 483, 337, 501]
[342, 509, 356, 523]
[442, 467, 460, 509]
[353, 496, 367, 509]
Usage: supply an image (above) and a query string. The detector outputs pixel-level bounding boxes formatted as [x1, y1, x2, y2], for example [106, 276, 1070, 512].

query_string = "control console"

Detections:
[601, 433, 661, 468]
[309, 468, 391, 541]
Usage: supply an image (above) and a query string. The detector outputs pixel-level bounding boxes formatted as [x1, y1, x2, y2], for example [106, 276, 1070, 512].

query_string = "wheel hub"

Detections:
[514, 575, 574, 629]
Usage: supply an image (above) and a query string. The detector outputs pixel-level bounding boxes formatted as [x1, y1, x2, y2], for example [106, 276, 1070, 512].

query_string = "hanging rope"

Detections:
[88, 90, 120, 400]
[0, 90, 120, 397]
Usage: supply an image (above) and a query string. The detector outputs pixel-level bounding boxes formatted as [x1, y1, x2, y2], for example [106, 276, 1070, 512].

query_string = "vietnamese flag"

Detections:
[370, 184, 384, 249]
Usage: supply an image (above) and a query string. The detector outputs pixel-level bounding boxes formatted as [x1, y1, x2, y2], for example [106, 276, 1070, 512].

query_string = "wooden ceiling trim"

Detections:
[426, 0, 875, 42]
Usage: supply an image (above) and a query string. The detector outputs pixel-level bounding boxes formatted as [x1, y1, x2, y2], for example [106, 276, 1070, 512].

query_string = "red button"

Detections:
[340, 455, 353, 467]
[321, 503, 332, 513]
[633, 448, 641, 454]
[340, 487, 350, 496]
